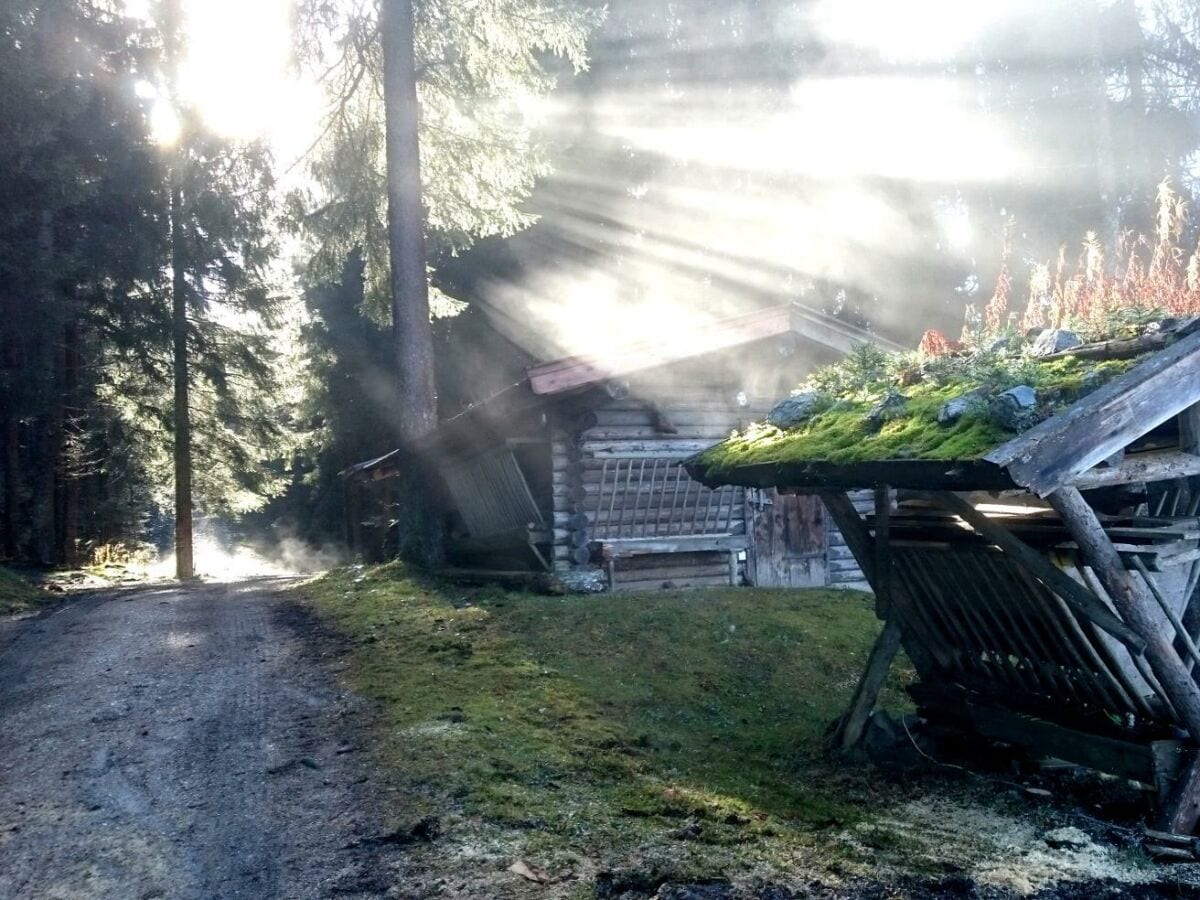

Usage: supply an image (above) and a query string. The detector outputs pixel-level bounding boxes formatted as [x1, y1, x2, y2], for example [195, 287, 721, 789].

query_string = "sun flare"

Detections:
[126, 0, 319, 158]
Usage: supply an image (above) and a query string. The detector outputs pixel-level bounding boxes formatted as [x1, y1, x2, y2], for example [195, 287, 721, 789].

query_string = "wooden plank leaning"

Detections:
[1047, 487, 1200, 749]
[821, 490, 903, 749]
[917, 491, 1145, 652]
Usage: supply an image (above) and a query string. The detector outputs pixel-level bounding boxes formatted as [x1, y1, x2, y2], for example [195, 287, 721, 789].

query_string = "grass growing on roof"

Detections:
[695, 346, 1140, 477]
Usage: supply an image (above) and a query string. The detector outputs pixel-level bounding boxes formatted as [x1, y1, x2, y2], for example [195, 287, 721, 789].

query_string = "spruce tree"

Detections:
[292, 0, 602, 563]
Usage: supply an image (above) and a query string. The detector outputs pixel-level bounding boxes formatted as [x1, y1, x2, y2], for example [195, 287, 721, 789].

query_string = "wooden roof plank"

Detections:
[985, 328, 1200, 496]
[684, 457, 1015, 493]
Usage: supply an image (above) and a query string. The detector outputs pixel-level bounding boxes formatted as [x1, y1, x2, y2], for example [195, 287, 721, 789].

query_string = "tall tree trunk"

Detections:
[163, 0, 193, 579]
[1, 409, 17, 561]
[171, 182, 194, 579]
[60, 319, 81, 566]
[380, 0, 444, 566]
[0, 282, 25, 561]
[31, 209, 56, 564]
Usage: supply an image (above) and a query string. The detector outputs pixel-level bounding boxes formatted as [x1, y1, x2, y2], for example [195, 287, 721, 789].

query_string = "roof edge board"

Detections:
[987, 328, 1200, 496]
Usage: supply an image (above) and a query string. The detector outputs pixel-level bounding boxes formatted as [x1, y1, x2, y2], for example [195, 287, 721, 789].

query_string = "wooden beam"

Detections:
[965, 704, 1167, 784]
[593, 534, 750, 558]
[873, 486, 892, 618]
[687, 457, 1014, 493]
[837, 619, 903, 749]
[1180, 403, 1200, 455]
[1174, 402, 1200, 669]
[1048, 486, 1200, 746]
[1070, 451, 1200, 490]
[821, 491, 907, 749]
[919, 491, 1145, 651]
[1042, 330, 1176, 362]
[1160, 755, 1200, 836]
[988, 328, 1200, 496]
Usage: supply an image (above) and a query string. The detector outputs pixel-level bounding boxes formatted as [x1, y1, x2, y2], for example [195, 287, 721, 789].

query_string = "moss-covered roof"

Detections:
[693, 342, 1144, 482]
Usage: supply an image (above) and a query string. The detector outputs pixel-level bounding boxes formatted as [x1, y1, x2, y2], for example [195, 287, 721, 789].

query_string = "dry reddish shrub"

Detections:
[919, 328, 955, 358]
[973, 180, 1200, 342]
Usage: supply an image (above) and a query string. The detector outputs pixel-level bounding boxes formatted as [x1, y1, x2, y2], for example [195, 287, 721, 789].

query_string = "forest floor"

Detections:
[0, 565, 54, 614]
[5, 573, 1200, 898]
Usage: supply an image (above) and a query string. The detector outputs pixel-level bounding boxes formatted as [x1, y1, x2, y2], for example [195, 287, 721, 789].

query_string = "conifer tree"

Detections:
[292, 0, 602, 562]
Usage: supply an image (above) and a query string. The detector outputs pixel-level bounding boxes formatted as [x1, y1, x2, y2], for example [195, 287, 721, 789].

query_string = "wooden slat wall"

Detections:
[443, 448, 545, 537]
[552, 397, 864, 590]
[826, 491, 871, 589]
[551, 398, 763, 577]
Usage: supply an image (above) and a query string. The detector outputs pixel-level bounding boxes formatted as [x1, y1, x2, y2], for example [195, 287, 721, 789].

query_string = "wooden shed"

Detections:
[687, 322, 1200, 849]
[354, 303, 899, 591]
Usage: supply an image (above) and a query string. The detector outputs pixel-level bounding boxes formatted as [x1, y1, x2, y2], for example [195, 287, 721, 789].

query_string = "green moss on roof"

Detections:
[695, 349, 1140, 478]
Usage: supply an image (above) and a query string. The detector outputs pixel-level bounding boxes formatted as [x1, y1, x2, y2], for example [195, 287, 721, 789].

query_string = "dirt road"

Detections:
[0, 580, 401, 900]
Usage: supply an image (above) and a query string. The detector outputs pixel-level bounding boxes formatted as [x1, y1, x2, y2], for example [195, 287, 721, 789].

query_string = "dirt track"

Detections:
[0, 580, 401, 900]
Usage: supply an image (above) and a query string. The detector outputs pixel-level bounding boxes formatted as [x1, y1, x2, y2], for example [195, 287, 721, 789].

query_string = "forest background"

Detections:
[2, 0, 1199, 570]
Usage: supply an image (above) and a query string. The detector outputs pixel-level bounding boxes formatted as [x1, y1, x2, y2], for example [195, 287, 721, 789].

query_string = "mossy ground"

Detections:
[0, 566, 49, 615]
[293, 564, 1161, 895]
[696, 353, 1138, 479]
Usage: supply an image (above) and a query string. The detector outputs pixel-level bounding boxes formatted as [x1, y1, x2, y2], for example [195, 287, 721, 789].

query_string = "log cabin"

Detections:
[347, 302, 900, 591]
[686, 319, 1200, 850]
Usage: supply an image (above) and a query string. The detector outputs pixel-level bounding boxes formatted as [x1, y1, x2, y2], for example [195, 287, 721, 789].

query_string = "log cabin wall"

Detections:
[547, 386, 865, 590]
[551, 392, 756, 588]
[430, 315, 882, 589]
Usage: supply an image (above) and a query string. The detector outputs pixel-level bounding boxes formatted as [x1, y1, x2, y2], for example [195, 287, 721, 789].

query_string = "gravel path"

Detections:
[0, 579, 400, 900]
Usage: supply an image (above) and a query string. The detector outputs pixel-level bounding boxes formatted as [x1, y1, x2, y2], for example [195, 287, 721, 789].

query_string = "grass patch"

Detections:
[298, 564, 925, 878]
[0, 566, 48, 615]
[296, 565, 1165, 892]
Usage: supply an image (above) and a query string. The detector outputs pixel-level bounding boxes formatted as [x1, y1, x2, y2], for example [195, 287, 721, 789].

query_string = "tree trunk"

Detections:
[163, 0, 193, 579]
[380, 0, 444, 566]
[60, 319, 81, 566]
[171, 181, 194, 579]
[1, 409, 17, 561]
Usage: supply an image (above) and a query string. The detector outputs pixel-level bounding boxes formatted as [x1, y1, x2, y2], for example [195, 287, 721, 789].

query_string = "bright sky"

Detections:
[126, 0, 320, 166]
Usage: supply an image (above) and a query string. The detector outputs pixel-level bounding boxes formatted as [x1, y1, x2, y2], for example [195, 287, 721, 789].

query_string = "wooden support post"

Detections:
[873, 485, 892, 618]
[821, 490, 905, 749]
[1161, 755, 1200, 837]
[837, 618, 903, 749]
[1048, 486, 1200, 749]
[1176, 403, 1200, 667]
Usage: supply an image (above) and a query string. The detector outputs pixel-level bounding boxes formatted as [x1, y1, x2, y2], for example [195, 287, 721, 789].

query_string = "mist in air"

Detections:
[439, 0, 1198, 359]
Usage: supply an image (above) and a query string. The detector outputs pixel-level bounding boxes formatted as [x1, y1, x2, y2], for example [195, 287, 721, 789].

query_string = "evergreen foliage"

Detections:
[292, 0, 604, 317]
[0, 0, 289, 565]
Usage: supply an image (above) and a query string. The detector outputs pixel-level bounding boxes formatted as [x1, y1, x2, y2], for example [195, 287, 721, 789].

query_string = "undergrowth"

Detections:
[0, 566, 47, 615]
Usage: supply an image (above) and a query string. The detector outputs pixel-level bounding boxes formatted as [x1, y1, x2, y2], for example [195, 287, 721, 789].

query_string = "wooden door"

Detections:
[750, 490, 828, 587]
